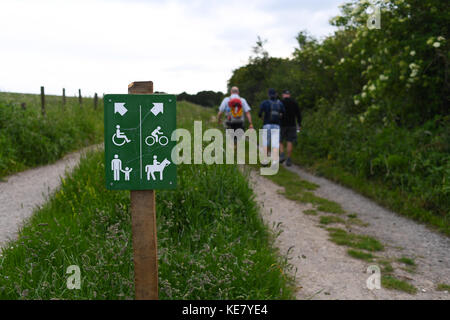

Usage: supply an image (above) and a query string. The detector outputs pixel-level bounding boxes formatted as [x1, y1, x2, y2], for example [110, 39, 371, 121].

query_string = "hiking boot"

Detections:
[286, 158, 292, 167]
[280, 153, 286, 164]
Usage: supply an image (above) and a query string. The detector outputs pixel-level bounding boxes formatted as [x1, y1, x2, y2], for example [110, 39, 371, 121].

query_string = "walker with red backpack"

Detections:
[225, 97, 244, 126]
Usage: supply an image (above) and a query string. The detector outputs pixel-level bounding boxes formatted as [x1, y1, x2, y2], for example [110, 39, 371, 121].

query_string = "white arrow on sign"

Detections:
[151, 103, 164, 116]
[114, 103, 128, 116]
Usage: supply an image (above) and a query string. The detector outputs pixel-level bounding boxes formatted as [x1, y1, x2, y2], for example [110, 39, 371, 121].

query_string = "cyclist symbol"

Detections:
[145, 126, 168, 147]
[112, 125, 131, 146]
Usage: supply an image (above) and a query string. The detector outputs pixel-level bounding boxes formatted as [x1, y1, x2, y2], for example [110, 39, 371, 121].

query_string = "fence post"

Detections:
[94, 93, 98, 110]
[40, 86, 46, 116]
[78, 89, 82, 105]
[21, 102, 26, 110]
[128, 81, 158, 300]
[62, 88, 66, 106]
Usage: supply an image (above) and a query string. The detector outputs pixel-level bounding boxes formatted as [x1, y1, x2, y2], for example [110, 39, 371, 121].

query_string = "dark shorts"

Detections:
[280, 126, 298, 143]
[226, 122, 245, 143]
[226, 122, 245, 131]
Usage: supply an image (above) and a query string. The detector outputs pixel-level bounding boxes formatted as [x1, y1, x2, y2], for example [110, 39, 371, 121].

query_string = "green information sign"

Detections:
[104, 94, 176, 190]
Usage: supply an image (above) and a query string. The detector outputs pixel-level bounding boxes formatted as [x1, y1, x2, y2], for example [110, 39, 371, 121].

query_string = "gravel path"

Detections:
[0, 145, 102, 248]
[248, 165, 450, 300]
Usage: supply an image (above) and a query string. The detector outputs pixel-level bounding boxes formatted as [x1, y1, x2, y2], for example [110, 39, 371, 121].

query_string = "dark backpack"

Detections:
[269, 100, 282, 124]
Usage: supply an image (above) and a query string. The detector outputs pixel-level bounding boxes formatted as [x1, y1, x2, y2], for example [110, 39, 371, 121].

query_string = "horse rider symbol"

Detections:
[145, 155, 171, 181]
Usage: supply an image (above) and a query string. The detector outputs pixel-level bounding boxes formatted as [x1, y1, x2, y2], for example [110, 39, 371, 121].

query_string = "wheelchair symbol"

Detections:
[112, 125, 131, 147]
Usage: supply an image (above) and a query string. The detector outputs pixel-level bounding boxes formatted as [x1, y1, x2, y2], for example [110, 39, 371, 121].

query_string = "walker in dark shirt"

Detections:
[280, 97, 301, 127]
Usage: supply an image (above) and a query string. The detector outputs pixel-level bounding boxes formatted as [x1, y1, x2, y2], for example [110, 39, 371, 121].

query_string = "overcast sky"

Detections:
[0, 0, 344, 96]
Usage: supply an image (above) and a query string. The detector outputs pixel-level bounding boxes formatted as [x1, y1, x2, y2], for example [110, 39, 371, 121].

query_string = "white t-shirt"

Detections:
[219, 94, 251, 113]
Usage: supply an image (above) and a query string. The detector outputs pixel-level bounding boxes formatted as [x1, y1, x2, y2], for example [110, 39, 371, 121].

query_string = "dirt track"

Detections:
[248, 165, 450, 300]
[0, 145, 102, 248]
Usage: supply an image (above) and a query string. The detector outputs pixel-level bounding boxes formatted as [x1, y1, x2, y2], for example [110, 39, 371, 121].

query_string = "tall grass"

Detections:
[0, 92, 103, 178]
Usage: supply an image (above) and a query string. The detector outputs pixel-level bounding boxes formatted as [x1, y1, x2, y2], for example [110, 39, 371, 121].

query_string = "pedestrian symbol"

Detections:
[104, 94, 176, 190]
[111, 154, 122, 181]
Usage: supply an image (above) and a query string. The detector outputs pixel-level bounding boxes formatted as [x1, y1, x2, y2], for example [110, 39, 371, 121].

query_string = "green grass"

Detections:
[0, 102, 295, 300]
[265, 165, 344, 215]
[381, 275, 417, 294]
[327, 228, 384, 252]
[347, 249, 374, 262]
[397, 257, 416, 266]
[377, 260, 394, 273]
[319, 216, 345, 225]
[303, 209, 318, 216]
[436, 284, 450, 291]
[0, 91, 103, 178]
[346, 215, 369, 227]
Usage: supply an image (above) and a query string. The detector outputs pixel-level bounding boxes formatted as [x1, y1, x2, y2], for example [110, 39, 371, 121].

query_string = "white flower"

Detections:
[359, 116, 365, 123]
[362, 92, 367, 98]
[369, 84, 376, 92]
[379, 74, 389, 81]
[437, 36, 445, 41]
[433, 42, 441, 48]
[340, 58, 345, 64]
[410, 51, 416, 56]
[354, 100, 360, 105]
[409, 63, 419, 70]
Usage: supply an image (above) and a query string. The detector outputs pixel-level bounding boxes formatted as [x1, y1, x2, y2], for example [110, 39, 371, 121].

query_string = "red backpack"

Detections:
[227, 98, 244, 123]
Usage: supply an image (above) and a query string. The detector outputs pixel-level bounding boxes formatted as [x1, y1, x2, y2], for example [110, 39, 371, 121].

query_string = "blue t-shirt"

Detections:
[258, 98, 285, 125]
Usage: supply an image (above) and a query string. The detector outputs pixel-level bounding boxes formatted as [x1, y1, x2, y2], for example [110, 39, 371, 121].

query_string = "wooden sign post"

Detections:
[128, 81, 158, 300]
[104, 81, 176, 300]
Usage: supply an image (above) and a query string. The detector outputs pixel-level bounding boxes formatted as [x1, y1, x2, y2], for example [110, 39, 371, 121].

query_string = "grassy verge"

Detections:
[0, 92, 103, 178]
[0, 102, 295, 300]
[381, 276, 418, 294]
[436, 284, 450, 291]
